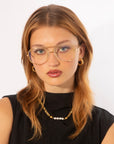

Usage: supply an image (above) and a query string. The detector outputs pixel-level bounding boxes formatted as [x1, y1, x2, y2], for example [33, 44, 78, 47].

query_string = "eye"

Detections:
[59, 46, 71, 52]
[34, 48, 46, 55]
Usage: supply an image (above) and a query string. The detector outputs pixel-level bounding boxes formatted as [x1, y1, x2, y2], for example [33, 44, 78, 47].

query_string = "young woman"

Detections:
[0, 4, 114, 144]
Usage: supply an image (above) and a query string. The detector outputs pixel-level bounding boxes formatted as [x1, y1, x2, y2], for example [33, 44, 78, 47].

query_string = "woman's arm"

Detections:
[0, 97, 13, 144]
[102, 123, 114, 144]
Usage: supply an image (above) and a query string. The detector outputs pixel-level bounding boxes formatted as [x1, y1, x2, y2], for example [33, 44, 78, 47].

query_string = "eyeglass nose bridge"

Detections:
[46, 48, 59, 60]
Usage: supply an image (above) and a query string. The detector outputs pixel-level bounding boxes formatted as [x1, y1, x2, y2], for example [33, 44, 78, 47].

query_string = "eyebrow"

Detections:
[31, 40, 70, 47]
[57, 40, 70, 45]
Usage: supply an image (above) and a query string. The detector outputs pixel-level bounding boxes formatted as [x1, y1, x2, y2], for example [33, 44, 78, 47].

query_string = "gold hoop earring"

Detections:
[32, 66, 36, 72]
[78, 59, 84, 66]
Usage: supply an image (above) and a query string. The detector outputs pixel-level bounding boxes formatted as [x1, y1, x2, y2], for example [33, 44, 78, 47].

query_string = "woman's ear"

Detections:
[79, 43, 85, 59]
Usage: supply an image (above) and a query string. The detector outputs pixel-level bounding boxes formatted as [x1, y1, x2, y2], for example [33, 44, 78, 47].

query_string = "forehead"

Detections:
[30, 26, 78, 46]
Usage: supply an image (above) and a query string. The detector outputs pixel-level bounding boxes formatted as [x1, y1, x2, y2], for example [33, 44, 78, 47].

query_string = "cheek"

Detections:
[70, 55, 79, 72]
[70, 60, 79, 74]
[33, 64, 45, 79]
[63, 58, 79, 77]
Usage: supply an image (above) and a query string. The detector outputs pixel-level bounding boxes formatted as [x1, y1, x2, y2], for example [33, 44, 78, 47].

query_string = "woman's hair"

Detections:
[17, 4, 93, 141]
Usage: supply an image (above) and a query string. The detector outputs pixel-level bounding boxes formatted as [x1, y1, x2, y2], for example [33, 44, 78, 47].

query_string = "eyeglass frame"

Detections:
[27, 44, 80, 64]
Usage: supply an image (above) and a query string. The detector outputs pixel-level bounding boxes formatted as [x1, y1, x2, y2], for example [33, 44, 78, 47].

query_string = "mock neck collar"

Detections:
[44, 92, 74, 110]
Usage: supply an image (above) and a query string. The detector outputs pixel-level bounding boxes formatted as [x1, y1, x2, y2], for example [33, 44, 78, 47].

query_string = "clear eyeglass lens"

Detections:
[28, 48, 48, 64]
[57, 45, 76, 61]
[28, 44, 77, 64]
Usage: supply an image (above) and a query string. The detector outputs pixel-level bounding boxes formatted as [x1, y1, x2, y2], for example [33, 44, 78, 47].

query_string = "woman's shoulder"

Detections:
[0, 95, 14, 116]
[1, 94, 24, 121]
[90, 105, 114, 143]
[2, 94, 19, 116]
[0, 95, 16, 115]
[0, 96, 14, 143]
[92, 105, 114, 122]
[3, 94, 17, 102]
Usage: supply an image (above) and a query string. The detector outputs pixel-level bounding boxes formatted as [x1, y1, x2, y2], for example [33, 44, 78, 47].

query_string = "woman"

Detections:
[0, 4, 114, 144]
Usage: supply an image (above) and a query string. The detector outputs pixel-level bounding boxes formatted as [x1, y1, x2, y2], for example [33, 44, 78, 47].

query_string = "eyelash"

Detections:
[33, 45, 71, 54]
[34, 49, 45, 54]
[59, 46, 70, 52]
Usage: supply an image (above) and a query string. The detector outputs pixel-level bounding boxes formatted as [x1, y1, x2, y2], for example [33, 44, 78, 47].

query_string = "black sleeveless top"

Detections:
[4, 92, 114, 144]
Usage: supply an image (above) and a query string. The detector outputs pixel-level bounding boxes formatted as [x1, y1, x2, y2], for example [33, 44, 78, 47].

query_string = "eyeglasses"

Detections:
[27, 43, 79, 65]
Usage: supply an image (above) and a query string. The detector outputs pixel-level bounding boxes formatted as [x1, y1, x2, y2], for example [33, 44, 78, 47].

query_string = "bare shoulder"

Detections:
[0, 97, 13, 116]
[102, 123, 114, 144]
[0, 97, 13, 144]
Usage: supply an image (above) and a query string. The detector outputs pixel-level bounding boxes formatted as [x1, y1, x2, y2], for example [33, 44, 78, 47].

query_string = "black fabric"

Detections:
[4, 93, 114, 144]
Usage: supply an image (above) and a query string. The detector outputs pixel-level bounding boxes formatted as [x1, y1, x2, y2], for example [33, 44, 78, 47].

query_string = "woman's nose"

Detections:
[47, 52, 60, 66]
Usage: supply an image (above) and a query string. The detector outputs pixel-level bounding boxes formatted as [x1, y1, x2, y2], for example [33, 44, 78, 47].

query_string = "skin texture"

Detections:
[101, 123, 114, 144]
[30, 26, 85, 93]
[0, 97, 13, 144]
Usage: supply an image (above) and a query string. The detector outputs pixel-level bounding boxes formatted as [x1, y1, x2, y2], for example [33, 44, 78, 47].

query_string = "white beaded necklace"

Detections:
[39, 100, 72, 120]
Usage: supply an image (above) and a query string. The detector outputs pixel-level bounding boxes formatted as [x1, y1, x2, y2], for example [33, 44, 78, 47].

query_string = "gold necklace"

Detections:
[39, 100, 72, 120]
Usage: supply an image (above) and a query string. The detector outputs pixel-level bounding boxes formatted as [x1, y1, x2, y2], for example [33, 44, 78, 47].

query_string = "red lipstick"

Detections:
[47, 70, 62, 78]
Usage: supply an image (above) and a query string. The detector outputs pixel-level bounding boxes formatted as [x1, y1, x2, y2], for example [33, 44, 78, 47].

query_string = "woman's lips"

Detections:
[47, 70, 62, 78]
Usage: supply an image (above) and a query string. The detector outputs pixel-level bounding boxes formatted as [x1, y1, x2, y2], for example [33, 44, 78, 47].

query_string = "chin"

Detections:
[45, 79, 66, 86]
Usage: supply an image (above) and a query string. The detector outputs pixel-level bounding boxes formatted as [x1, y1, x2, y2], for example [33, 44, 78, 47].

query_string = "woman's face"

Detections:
[30, 26, 84, 93]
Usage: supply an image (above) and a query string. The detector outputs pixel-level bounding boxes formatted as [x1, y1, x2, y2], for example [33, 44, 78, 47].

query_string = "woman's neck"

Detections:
[44, 85, 74, 93]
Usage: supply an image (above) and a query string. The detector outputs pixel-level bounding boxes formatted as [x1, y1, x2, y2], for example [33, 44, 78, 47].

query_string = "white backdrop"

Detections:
[0, 0, 114, 114]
